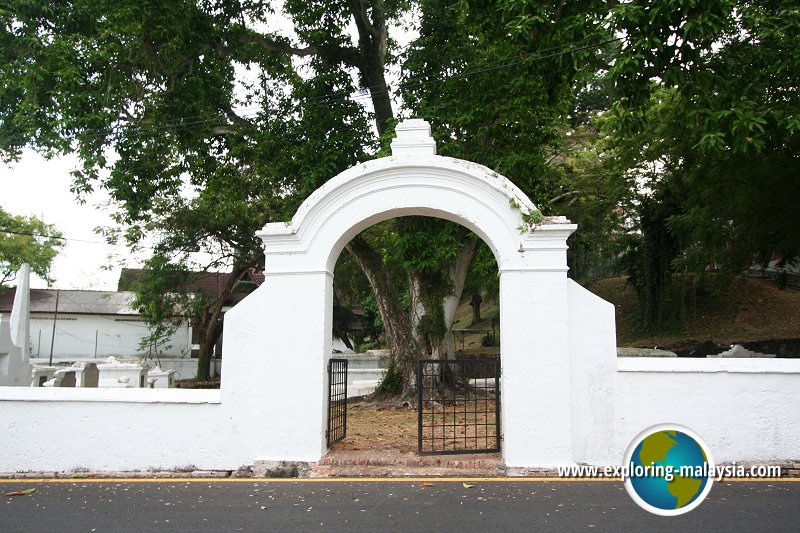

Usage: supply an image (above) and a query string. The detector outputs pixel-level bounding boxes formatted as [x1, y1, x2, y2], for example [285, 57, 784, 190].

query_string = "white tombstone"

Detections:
[710, 344, 776, 358]
[0, 264, 33, 387]
[72, 362, 99, 387]
[97, 356, 149, 388]
[9, 263, 31, 361]
[31, 366, 58, 387]
[147, 366, 176, 388]
[49, 368, 77, 387]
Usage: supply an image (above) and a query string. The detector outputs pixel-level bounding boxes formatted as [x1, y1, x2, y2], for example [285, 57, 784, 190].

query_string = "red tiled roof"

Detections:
[117, 268, 264, 303]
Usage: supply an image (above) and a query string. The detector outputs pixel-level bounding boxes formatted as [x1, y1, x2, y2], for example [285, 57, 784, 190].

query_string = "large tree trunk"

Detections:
[345, 233, 479, 399]
[349, 0, 393, 136]
[195, 264, 250, 381]
[196, 331, 214, 382]
[338, 5, 481, 398]
[345, 236, 417, 391]
[470, 292, 483, 325]
[438, 237, 479, 361]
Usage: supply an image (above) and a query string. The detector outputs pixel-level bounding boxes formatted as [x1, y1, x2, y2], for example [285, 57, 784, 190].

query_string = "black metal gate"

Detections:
[417, 358, 501, 455]
[326, 358, 348, 447]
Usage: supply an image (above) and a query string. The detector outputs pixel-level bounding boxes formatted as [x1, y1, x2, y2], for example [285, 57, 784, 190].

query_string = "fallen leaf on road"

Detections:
[462, 483, 475, 489]
[421, 483, 435, 487]
[4, 488, 36, 497]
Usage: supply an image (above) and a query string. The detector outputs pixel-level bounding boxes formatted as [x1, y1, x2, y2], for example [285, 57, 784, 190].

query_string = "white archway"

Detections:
[222, 120, 611, 468]
[6, 121, 800, 475]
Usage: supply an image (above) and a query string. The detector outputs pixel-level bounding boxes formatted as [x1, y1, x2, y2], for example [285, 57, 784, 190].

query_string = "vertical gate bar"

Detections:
[484, 361, 489, 449]
[417, 359, 423, 454]
[431, 363, 436, 451]
[342, 359, 348, 440]
[326, 360, 332, 446]
[327, 359, 348, 447]
[463, 361, 467, 451]
[494, 358, 501, 451]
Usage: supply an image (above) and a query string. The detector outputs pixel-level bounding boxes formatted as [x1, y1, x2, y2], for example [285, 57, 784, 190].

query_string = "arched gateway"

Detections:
[223, 120, 618, 469]
[1, 120, 798, 476]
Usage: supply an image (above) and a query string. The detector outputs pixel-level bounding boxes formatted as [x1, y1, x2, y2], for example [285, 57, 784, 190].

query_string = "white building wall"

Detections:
[567, 280, 619, 466]
[27, 313, 191, 359]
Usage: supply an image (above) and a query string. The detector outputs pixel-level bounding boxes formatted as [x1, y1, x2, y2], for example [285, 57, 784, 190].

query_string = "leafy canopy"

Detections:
[0, 206, 64, 286]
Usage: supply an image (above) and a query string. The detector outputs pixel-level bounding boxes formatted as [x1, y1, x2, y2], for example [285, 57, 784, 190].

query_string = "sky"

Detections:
[1, 150, 145, 291]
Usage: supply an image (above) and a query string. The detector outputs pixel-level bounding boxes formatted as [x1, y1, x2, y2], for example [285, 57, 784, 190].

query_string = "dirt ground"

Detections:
[330, 399, 419, 454]
[330, 397, 499, 454]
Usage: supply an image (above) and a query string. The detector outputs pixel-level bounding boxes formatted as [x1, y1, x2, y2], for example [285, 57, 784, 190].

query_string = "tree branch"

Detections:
[353, 0, 379, 39]
[236, 32, 318, 57]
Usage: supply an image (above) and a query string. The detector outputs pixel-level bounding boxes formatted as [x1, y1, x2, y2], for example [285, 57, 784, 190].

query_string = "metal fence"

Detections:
[326, 358, 348, 446]
[417, 358, 500, 455]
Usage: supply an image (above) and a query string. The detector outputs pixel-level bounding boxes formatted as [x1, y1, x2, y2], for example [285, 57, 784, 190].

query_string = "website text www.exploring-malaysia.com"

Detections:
[557, 463, 782, 481]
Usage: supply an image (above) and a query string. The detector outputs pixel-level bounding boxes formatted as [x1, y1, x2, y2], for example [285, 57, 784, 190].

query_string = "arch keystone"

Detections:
[390, 119, 437, 156]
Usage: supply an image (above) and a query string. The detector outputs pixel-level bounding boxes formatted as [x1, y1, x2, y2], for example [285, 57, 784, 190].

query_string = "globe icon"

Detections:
[624, 426, 714, 516]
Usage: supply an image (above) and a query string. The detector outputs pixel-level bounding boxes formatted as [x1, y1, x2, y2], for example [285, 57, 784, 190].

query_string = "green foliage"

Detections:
[128, 255, 203, 357]
[402, 0, 612, 203]
[463, 242, 499, 302]
[0, 206, 64, 286]
[480, 332, 499, 348]
[11, 0, 792, 374]
[0, 1, 382, 378]
[374, 361, 404, 395]
[604, 0, 800, 269]
[557, 126, 626, 281]
[581, 0, 800, 331]
[521, 208, 544, 226]
[395, 0, 618, 345]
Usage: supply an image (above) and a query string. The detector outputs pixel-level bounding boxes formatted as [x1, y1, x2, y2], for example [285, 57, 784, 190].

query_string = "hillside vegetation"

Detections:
[453, 275, 800, 355]
[587, 275, 800, 352]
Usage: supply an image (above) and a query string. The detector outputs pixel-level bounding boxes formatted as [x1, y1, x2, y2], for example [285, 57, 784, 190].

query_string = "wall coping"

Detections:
[0, 387, 221, 404]
[618, 357, 800, 374]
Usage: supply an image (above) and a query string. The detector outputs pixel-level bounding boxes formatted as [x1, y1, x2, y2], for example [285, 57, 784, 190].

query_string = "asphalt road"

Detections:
[2, 479, 797, 532]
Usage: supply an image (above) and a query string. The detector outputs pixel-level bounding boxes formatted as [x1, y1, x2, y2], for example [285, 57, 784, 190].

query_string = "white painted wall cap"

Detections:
[391, 118, 437, 156]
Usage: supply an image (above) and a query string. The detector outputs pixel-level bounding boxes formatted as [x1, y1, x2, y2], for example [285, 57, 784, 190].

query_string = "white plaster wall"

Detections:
[565, 282, 800, 466]
[567, 280, 618, 466]
[0, 388, 236, 472]
[220, 272, 332, 464]
[27, 314, 191, 359]
[501, 270, 573, 467]
[612, 359, 800, 464]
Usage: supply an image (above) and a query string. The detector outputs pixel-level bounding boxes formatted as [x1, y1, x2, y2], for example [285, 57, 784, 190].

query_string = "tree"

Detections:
[0, 1, 615, 386]
[1, 1, 378, 379]
[389, 0, 615, 380]
[0, 206, 63, 287]
[599, 0, 800, 331]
